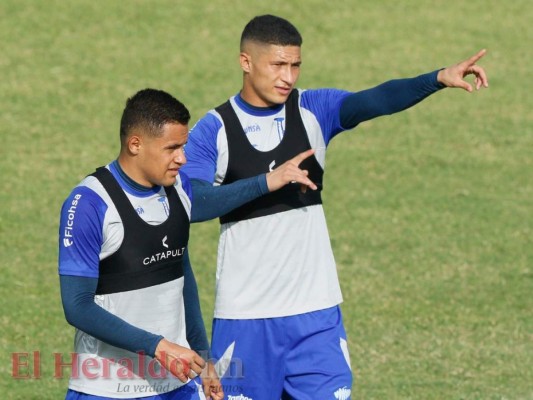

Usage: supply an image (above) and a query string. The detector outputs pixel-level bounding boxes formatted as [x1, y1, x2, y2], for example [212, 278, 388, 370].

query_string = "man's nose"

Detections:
[281, 66, 295, 84]
[174, 148, 186, 165]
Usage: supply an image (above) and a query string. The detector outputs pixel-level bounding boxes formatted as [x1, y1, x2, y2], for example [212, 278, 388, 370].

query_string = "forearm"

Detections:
[340, 70, 445, 129]
[183, 250, 210, 358]
[60, 275, 163, 357]
[190, 175, 269, 222]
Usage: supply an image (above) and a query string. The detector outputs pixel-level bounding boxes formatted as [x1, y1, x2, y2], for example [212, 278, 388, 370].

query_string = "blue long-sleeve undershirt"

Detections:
[181, 251, 210, 359]
[339, 70, 445, 130]
[60, 251, 209, 358]
[61, 276, 162, 358]
[190, 175, 269, 222]
[61, 176, 269, 358]
[61, 71, 444, 359]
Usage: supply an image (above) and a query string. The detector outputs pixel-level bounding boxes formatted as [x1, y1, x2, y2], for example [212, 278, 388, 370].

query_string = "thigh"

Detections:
[211, 318, 286, 400]
[282, 306, 353, 400]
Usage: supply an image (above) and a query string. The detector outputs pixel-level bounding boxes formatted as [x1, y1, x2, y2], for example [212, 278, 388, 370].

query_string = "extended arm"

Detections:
[190, 149, 318, 222]
[340, 49, 488, 130]
[340, 70, 445, 130]
[191, 175, 269, 222]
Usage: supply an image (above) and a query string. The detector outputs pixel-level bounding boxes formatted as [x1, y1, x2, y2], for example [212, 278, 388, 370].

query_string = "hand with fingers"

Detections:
[266, 148, 318, 193]
[437, 49, 489, 92]
[154, 339, 205, 383]
[201, 361, 224, 400]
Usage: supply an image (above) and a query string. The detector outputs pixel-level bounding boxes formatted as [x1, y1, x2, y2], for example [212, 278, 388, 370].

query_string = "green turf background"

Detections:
[1, 1, 531, 398]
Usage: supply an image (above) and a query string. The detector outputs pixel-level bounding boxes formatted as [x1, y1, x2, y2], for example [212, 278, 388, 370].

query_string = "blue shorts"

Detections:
[65, 377, 203, 400]
[211, 306, 353, 400]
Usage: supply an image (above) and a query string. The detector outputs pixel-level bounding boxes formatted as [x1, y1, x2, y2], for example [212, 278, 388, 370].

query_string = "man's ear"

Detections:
[127, 134, 142, 155]
[240, 52, 252, 73]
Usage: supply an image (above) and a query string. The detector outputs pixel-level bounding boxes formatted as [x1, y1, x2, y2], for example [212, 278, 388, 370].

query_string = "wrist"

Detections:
[259, 173, 270, 194]
[154, 337, 169, 360]
[435, 68, 447, 88]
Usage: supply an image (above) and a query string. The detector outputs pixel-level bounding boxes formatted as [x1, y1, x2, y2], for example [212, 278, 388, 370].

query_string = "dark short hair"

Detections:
[240, 14, 302, 50]
[120, 89, 190, 142]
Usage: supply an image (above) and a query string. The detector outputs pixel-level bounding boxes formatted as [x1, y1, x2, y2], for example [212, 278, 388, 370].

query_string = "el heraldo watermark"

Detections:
[11, 351, 243, 380]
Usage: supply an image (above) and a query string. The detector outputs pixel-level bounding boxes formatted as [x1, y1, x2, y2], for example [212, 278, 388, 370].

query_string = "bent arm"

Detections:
[62, 269, 210, 359]
[190, 175, 269, 222]
[60, 274, 163, 357]
[340, 70, 445, 130]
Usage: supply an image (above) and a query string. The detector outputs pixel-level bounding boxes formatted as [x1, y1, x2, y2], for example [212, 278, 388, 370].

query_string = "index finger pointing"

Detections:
[292, 148, 317, 166]
[465, 49, 487, 66]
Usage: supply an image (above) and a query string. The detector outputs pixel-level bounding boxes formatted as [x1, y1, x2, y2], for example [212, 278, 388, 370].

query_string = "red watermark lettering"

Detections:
[54, 352, 79, 378]
[10, 351, 244, 380]
[12, 351, 41, 379]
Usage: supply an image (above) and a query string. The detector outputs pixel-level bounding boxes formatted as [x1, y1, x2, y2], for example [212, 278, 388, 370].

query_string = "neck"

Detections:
[116, 156, 154, 190]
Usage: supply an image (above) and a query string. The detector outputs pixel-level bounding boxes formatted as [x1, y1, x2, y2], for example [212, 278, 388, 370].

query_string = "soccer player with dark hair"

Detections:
[59, 87, 315, 399]
[59, 89, 224, 399]
[182, 14, 489, 400]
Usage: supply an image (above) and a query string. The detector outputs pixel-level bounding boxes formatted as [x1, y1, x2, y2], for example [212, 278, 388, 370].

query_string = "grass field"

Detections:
[1, 0, 531, 399]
